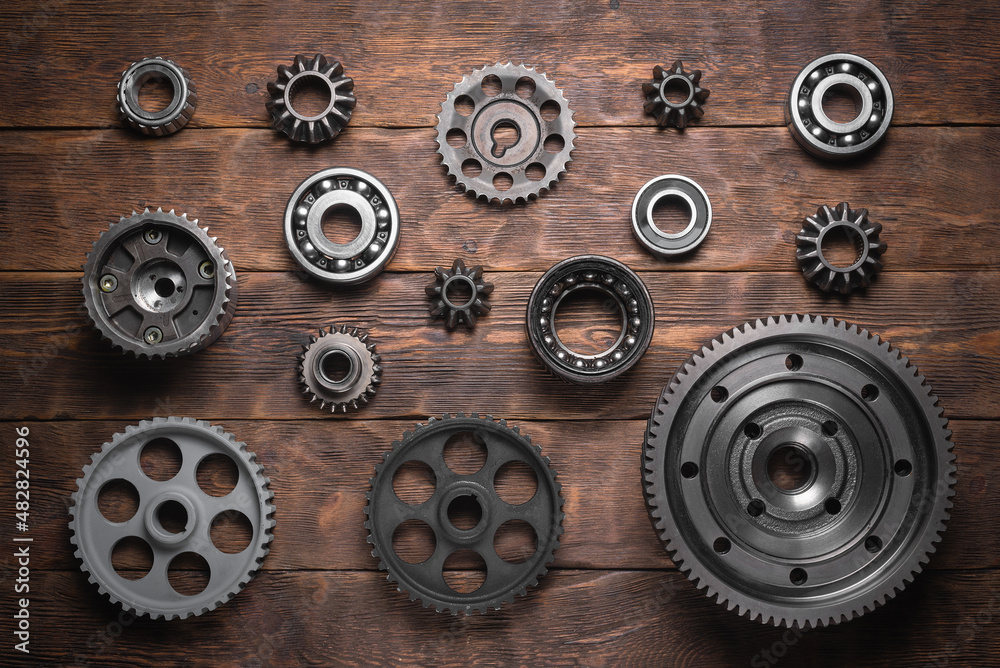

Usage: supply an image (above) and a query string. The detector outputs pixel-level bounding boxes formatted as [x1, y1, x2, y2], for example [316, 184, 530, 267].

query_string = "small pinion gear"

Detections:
[299, 325, 381, 413]
[426, 259, 494, 330]
[796, 202, 886, 294]
[266, 54, 356, 144]
[642, 61, 710, 129]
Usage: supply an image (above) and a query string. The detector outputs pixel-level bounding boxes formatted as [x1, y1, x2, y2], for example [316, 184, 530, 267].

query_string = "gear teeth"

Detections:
[299, 325, 380, 413]
[643, 60, 710, 130]
[267, 54, 355, 144]
[796, 202, 885, 295]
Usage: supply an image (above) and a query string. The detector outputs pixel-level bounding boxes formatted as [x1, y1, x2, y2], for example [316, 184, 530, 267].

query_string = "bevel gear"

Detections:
[426, 259, 494, 330]
[299, 325, 381, 413]
[117, 57, 197, 136]
[82, 208, 237, 359]
[365, 414, 564, 614]
[266, 54, 356, 144]
[796, 202, 886, 294]
[643, 315, 955, 628]
[436, 62, 575, 204]
[642, 61, 709, 129]
[69, 417, 275, 620]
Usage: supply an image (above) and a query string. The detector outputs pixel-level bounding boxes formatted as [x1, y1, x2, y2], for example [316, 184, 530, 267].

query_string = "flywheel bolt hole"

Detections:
[893, 459, 912, 477]
[712, 537, 731, 554]
[789, 568, 808, 586]
[746, 499, 765, 517]
[680, 461, 699, 478]
[743, 422, 762, 439]
[785, 353, 803, 371]
[710, 386, 728, 403]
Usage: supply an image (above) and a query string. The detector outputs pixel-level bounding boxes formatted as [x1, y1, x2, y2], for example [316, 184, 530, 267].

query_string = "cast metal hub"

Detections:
[436, 63, 575, 204]
[266, 54, 356, 144]
[426, 259, 494, 330]
[117, 57, 197, 136]
[643, 315, 955, 628]
[82, 208, 237, 358]
[299, 325, 381, 413]
[796, 202, 886, 294]
[642, 61, 710, 129]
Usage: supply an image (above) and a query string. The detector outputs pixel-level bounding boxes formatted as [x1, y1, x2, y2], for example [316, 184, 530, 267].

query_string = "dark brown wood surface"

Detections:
[1, 1, 998, 666]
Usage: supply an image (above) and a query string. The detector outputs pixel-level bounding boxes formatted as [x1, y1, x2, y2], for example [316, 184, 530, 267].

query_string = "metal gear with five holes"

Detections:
[796, 202, 886, 294]
[643, 315, 955, 628]
[426, 259, 494, 330]
[299, 325, 381, 413]
[642, 60, 710, 129]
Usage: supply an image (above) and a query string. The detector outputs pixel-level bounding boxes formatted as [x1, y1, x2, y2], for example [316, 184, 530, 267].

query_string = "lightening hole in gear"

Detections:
[443, 431, 488, 475]
[785, 354, 804, 371]
[196, 453, 240, 497]
[210, 510, 254, 554]
[526, 162, 546, 181]
[167, 552, 211, 596]
[540, 100, 561, 121]
[862, 384, 880, 401]
[319, 349, 353, 383]
[494, 460, 538, 504]
[494, 519, 537, 563]
[454, 95, 475, 116]
[710, 386, 729, 403]
[747, 499, 765, 517]
[822, 420, 839, 437]
[481, 74, 502, 96]
[446, 128, 467, 147]
[461, 158, 483, 178]
[789, 567, 808, 586]
[515, 76, 536, 99]
[660, 77, 692, 105]
[680, 462, 699, 478]
[865, 535, 884, 553]
[111, 536, 154, 580]
[767, 445, 813, 491]
[650, 194, 692, 235]
[444, 277, 475, 309]
[822, 82, 863, 124]
[140, 438, 183, 482]
[493, 172, 514, 192]
[97, 479, 140, 523]
[713, 537, 731, 555]
[544, 134, 565, 153]
[821, 225, 864, 268]
[154, 277, 175, 298]
[392, 519, 436, 564]
[491, 121, 520, 157]
[447, 495, 483, 530]
[321, 204, 364, 245]
[894, 459, 913, 477]
[288, 75, 332, 118]
[744, 423, 762, 439]
[136, 74, 174, 113]
[443, 549, 487, 594]
[392, 460, 437, 505]
[552, 287, 623, 356]
[825, 498, 843, 515]
[156, 499, 188, 534]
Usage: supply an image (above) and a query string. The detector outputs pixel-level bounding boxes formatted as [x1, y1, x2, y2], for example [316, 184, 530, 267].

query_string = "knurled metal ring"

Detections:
[117, 57, 197, 137]
[284, 168, 400, 285]
[632, 175, 712, 256]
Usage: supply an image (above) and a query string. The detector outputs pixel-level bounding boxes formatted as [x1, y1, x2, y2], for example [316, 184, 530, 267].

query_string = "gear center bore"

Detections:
[439, 483, 492, 543]
[144, 491, 196, 545]
[659, 74, 695, 107]
[442, 274, 477, 310]
[316, 345, 363, 391]
[284, 71, 336, 121]
[471, 99, 540, 168]
[817, 222, 868, 272]
[134, 259, 186, 312]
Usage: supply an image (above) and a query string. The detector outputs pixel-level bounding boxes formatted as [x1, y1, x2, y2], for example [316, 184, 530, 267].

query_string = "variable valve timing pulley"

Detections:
[643, 315, 955, 627]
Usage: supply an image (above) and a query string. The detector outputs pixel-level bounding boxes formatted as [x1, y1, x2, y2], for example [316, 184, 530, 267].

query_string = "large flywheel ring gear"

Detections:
[436, 62, 576, 204]
[299, 325, 381, 413]
[69, 417, 275, 620]
[642, 60, 710, 129]
[82, 208, 237, 358]
[266, 54, 356, 144]
[643, 315, 955, 628]
[366, 414, 564, 614]
[796, 202, 886, 294]
[117, 57, 197, 136]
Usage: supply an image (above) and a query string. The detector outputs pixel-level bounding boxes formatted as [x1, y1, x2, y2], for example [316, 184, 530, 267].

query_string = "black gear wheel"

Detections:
[299, 325, 381, 413]
[642, 61, 710, 129]
[426, 259, 494, 330]
[796, 202, 886, 294]
[643, 315, 955, 628]
[365, 414, 564, 615]
[266, 54, 356, 144]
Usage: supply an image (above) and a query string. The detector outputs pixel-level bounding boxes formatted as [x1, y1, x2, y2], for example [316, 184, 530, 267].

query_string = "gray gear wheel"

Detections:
[796, 202, 886, 294]
[426, 259, 494, 330]
[436, 62, 575, 204]
[365, 414, 564, 614]
[642, 60, 710, 129]
[266, 54, 356, 144]
[69, 417, 275, 620]
[643, 315, 955, 628]
[117, 57, 197, 136]
[299, 325, 381, 413]
[82, 208, 238, 359]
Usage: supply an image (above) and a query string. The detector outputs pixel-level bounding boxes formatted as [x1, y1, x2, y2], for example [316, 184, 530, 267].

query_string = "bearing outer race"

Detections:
[632, 175, 712, 256]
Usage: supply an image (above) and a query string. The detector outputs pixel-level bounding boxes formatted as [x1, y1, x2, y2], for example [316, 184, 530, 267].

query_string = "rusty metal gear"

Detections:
[266, 54, 356, 144]
[796, 202, 886, 294]
[426, 259, 494, 330]
[642, 61, 709, 129]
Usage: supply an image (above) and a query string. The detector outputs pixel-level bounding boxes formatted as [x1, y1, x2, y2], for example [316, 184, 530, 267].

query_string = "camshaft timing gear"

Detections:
[642, 61, 710, 129]
[299, 325, 381, 413]
[426, 259, 494, 330]
[786, 53, 893, 160]
[284, 167, 400, 285]
[69, 417, 275, 620]
[117, 57, 197, 136]
[82, 208, 237, 358]
[436, 63, 575, 204]
[796, 202, 886, 294]
[643, 315, 955, 628]
[266, 54, 356, 144]
[365, 414, 564, 614]
[527, 255, 654, 384]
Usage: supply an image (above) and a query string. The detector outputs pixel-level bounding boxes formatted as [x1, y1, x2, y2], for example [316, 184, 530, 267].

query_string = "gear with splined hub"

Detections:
[426, 259, 494, 330]
[266, 54, 356, 144]
[299, 325, 381, 413]
[642, 60, 710, 129]
[796, 202, 886, 294]
[436, 62, 575, 204]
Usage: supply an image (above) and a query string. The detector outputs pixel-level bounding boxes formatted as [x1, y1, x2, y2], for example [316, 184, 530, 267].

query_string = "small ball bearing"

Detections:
[284, 168, 400, 285]
[631, 175, 712, 256]
[786, 53, 894, 160]
[526, 255, 654, 384]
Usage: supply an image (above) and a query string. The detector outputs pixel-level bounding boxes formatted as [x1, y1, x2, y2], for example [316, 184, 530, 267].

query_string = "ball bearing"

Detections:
[631, 175, 712, 256]
[117, 57, 197, 137]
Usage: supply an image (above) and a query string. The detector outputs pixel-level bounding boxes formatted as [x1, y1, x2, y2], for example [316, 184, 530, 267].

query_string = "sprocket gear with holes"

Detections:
[266, 54, 356, 144]
[299, 325, 381, 413]
[426, 259, 494, 330]
[642, 60, 710, 129]
[796, 202, 886, 294]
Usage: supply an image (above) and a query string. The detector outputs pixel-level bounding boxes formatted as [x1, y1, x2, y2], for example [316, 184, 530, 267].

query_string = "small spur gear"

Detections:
[299, 325, 381, 413]
[642, 61, 710, 129]
[266, 54, 356, 144]
[117, 57, 197, 136]
[426, 259, 494, 330]
[796, 202, 886, 294]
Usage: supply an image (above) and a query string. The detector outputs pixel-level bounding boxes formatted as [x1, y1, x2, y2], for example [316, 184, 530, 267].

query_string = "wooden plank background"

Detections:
[1, 0, 998, 665]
